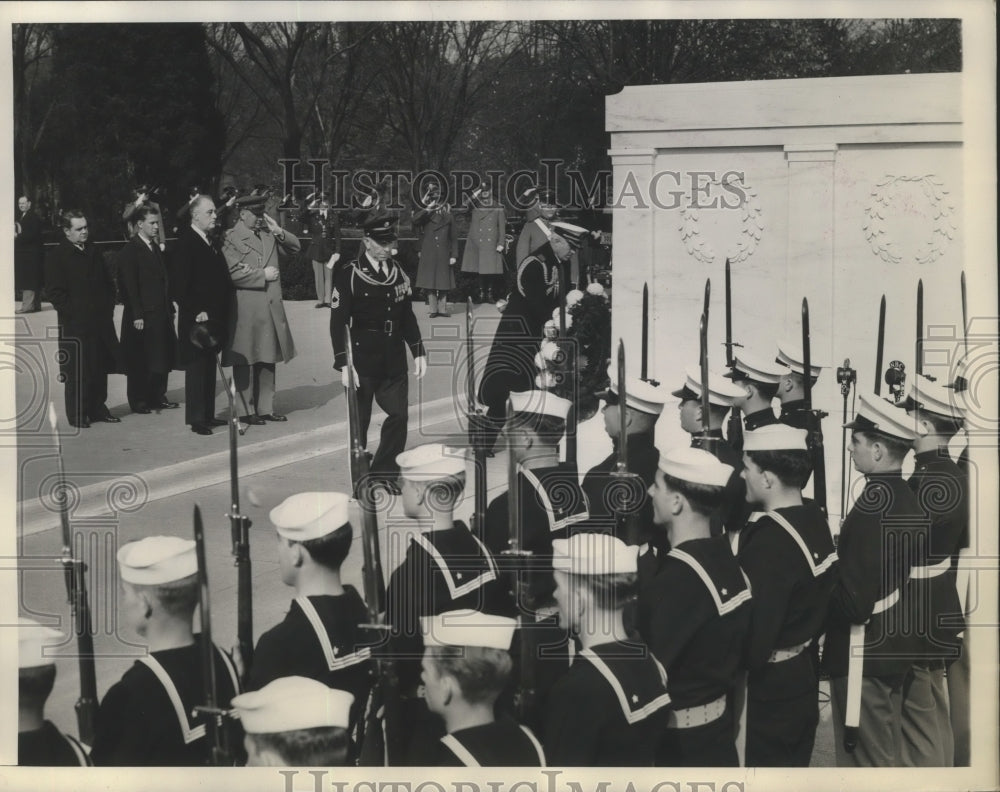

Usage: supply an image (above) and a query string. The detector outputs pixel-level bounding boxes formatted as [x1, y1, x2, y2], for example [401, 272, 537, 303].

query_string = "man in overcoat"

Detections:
[15, 195, 44, 313]
[222, 194, 299, 424]
[459, 180, 506, 303]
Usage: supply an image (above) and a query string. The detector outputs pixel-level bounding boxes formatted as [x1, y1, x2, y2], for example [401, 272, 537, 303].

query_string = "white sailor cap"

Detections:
[232, 677, 354, 733]
[269, 492, 351, 542]
[775, 339, 825, 378]
[600, 367, 667, 415]
[552, 532, 639, 575]
[671, 366, 745, 407]
[510, 389, 573, 421]
[657, 447, 734, 487]
[743, 424, 808, 451]
[420, 609, 517, 650]
[18, 618, 64, 669]
[397, 444, 467, 481]
[117, 536, 197, 585]
[902, 374, 965, 420]
[728, 350, 786, 385]
[844, 393, 917, 441]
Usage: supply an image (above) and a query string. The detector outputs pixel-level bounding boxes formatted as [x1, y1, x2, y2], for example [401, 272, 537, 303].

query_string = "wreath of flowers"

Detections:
[678, 173, 763, 266]
[862, 174, 956, 266]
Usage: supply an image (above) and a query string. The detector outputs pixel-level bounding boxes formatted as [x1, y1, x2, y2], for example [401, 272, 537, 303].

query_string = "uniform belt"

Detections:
[767, 639, 811, 664]
[351, 318, 396, 334]
[665, 694, 726, 729]
[910, 558, 951, 579]
[844, 587, 901, 740]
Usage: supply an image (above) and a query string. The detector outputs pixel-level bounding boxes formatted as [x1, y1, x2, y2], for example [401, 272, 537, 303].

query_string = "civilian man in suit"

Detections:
[15, 195, 44, 314]
[116, 206, 178, 415]
[222, 193, 299, 425]
[122, 184, 164, 247]
[173, 196, 236, 435]
[44, 211, 123, 428]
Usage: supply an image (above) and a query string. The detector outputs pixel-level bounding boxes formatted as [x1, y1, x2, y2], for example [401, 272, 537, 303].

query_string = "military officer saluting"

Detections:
[735, 424, 837, 766]
[546, 533, 671, 766]
[419, 609, 545, 766]
[233, 677, 354, 766]
[246, 492, 373, 741]
[642, 447, 752, 767]
[18, 619, 91, 766]
[727, 349, 786, 432]
[775, 339, 825, 430]
[330, 212, 426, 491]
[90, 536, 241, 766]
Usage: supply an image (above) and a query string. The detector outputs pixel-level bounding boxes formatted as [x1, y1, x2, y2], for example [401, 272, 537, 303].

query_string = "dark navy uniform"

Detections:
[690, 430, 747, 536]
[330, 254, 424, 476]
[301, 207, 341, 264]
[778, 399, 809, 430]
[743, 406, 779, 431]
[736, 505, 837, 766]
[641, 536, 752, 767]
[428, 717, 545, 766]
[247, 588, 373, 733]
[90, 639, 240, 766]
[824, 472, 926, 766]
[544, 640, 671, 766]
[581, 432, 659, 539]
[19, 721, 92, 766]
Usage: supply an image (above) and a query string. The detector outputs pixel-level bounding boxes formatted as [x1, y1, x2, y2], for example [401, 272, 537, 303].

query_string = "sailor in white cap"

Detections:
[672, 365, 748, 536]
[419, 609, 545, 766]
[246, 492, 372, 748]
[545, 533, 670, 765]
[233, 677, 354, 766]
[641, 447, 751, 767]
[18, 618, 92, 766]
[581, 368, 666, 538]
[901, 374, 969, 766]
[823, 392, 926, 768]
[727, 349, 786, 433]
[90, 536, 241, 766]
[384, 443, 510, 763]
[774, 339, 825, 430]
[735, 424, 837, 766]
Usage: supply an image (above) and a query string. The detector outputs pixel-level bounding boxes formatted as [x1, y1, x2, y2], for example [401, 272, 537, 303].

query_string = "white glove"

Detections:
[414, 355, 427, 380]
[325, 252, 341, 270]
[341, 365, 360, 387]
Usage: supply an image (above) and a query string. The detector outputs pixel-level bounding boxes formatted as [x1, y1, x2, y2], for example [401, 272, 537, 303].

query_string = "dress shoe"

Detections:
[91, 412, 121, 423]
[154, 400, 180, 409]
[131, 404, 152, 415]
[259, 413, 287, 422]
[207, 418, 228, 427]
[240, 414, 266, 426]
[190, 423, 213, 436]
[69, 418, 91, 429]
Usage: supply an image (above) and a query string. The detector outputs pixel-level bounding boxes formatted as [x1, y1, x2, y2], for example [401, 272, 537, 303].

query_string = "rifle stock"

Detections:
[466, 298, 488, 534]
[48, 403, 97, 746]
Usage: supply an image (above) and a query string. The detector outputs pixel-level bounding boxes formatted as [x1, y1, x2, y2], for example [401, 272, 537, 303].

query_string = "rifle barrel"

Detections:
[916, 279, 924, 377]
[875, 295, 886, 395]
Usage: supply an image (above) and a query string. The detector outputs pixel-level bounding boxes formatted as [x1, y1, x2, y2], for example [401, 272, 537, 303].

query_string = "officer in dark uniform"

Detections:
[546, 533, 671, 765]
[90, 536, 241, 766]
[247, 492, 373, 743]
[775, 339, 825, 430]
[385, 444, 510, 763]
[331, 212, 426, 490]
[671, 366, 746, 536]
[727, 349, 785, 432]
[825, 393, 925, 767]
[300, 191, 342, 307]
[18, 619, 92, 766]
[642, 447, 752, 767]
[734, 424, 837, 766]
[420, 610, 545, 766]
[902, 374, 969, 766]
[233, 677, 354, 766]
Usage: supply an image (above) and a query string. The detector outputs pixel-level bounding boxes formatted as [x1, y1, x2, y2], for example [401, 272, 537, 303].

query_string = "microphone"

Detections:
[884, 361, 906, 402]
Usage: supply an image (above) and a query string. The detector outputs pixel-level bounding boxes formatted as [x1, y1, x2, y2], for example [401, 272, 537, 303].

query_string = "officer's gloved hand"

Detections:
[414, 356, 427, 380]
[326, 252, 340, 270]
[340, 365, 360, 388]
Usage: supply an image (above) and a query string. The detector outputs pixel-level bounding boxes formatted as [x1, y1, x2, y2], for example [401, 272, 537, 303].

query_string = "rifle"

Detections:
[874, 295, 886, 396]
[612, 341, 647, 544]
[557, 260, 577, 466]
[916, 279, 924, 377]
[347, 327, 393, 765]
[836, 360, 857, 527]
[801, 298, 828, 515]
[224, 375, 254, 682]
[640, 284, 651, 384]
[724, 259, 744, 452]
[47, 403, 97, 746]
[191, 505, 231, 766]
[956, 271, 968, 391]
[466, 298, 488, 533]
[699, 281, 712, 443]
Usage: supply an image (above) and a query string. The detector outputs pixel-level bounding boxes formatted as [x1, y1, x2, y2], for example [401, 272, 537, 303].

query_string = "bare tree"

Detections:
[12, 24, 55, 196]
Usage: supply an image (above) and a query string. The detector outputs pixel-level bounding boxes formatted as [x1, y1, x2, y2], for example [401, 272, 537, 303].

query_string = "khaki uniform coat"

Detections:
[221, 219, 299, 366]
[460, 204, 507, 275]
